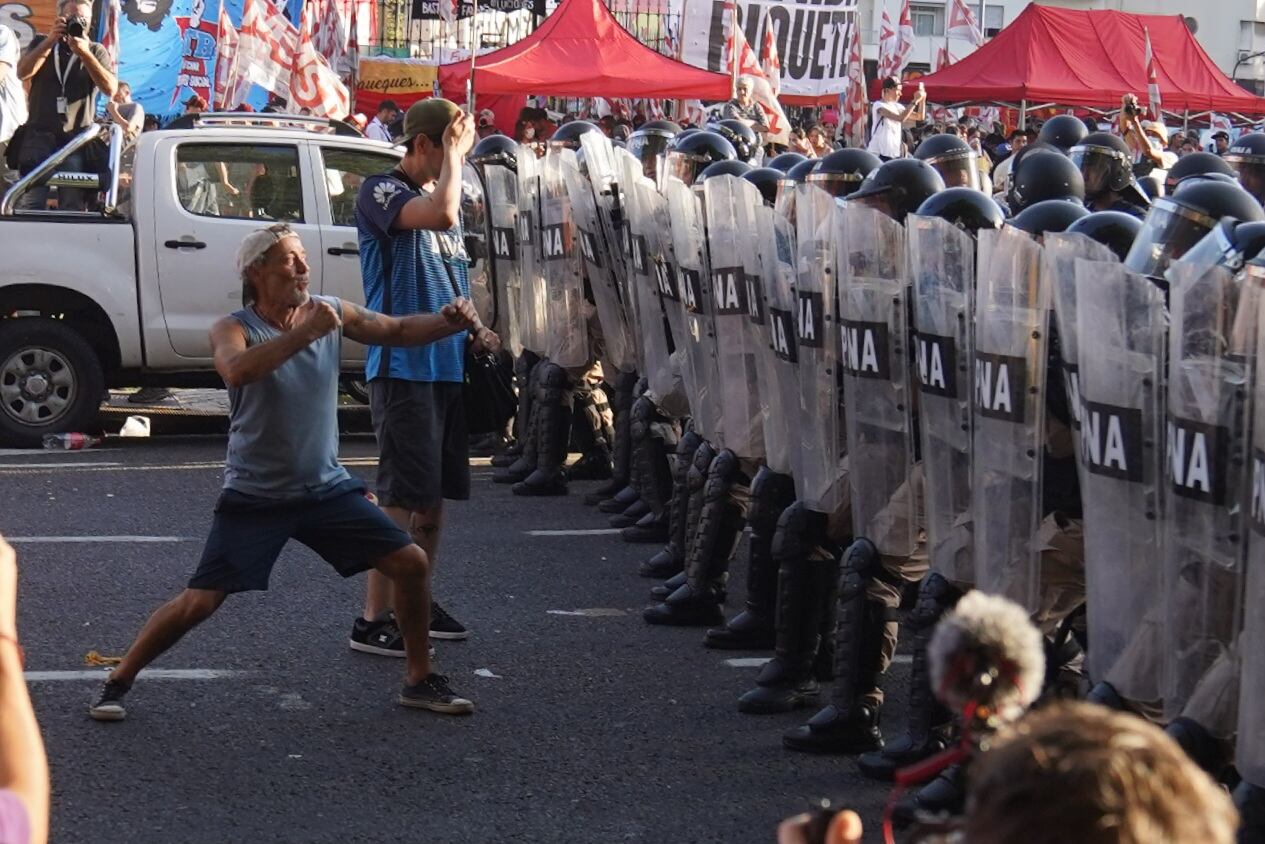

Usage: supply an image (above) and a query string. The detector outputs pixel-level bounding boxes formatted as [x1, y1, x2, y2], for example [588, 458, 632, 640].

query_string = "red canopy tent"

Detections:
[906, 4, 1265, 120]
[437, 0, 731, 100]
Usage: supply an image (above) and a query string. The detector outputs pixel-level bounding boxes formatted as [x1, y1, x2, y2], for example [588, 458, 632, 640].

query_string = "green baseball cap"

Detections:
[401, 97, 461, 144]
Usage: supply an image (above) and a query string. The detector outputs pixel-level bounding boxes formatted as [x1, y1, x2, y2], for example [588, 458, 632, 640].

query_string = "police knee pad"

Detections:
[907, 574, 963, 633]
[703, 448, 742, 499]
[749, 468, 795, 526]
[676, 430, 703, 460]
[687, 441, 716, 492]
[840, 538, 882, 584]
[771, 500, 825, 563]
[630, 396, 656, 442]
[536, 362, 570, 404]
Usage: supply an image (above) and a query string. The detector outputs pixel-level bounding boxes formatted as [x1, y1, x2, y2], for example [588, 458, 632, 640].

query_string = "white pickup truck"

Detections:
[0, 114, 406, 446]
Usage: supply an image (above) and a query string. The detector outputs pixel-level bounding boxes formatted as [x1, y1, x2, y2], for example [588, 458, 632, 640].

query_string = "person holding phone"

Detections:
[868, 77, 924, 160]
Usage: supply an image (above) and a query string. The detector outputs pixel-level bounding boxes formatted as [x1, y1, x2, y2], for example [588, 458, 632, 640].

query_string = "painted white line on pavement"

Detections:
[25, 669, 243, 682]
[0, 448, 118, 457]
[8, 536, 198, 543]
[528, 528, 623, 536]
[0, 457, 380, 475]
[724, 654, 912, 669]
[547, 608, 628, 617]
[0, 462, 121, 469]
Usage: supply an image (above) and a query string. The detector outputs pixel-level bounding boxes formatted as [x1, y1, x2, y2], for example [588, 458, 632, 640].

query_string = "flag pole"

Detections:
[729, 1, 739, 100]
[211, 0, 227, 110]
[466, 0, 478, 113]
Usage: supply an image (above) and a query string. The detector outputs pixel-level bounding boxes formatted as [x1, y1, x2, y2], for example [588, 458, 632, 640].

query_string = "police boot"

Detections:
[890, 762, 968, 829]
[643, 449, 744, 627]
[1166, 717, 1231, 777]
[707, 468, 796, 650]
[493, 374, 539, 484]
[566, 381, 613, 482]
[1234, 781, 1265, 844]
[513, 363, 570, 496]
[585, 373, 638, 504]
[493, 353, 537, 468]
[738, 503, 836, 712]
[650, 570, 686, 601]
[609, 498, 651, 529]
[640, 431, 703, 578]
[857, 574, 963, 781]
[621, 409, 672, 543]
[783, 538, 888, 755]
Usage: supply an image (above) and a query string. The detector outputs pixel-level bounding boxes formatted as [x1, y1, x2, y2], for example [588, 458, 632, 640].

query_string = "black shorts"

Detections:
[370, 379, 470, 511]
[187, 479, 412, 594]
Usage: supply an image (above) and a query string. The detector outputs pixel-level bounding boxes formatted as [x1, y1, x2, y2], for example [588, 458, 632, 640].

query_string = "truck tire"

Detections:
[0, 318, 105, 448]
[341, 377, 370, 405]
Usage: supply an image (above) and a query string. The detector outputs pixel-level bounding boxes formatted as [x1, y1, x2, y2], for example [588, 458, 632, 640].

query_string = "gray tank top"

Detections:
[222, 295, 351, 498]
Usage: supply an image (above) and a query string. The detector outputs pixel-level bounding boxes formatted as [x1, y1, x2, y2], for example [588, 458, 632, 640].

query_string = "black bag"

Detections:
[5, 125, 25, 171]
[439, 249, 516, 435]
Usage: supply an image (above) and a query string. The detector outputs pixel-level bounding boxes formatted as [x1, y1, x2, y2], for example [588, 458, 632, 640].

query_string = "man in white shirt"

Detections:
[365, 100, 399, 143]
[0, 24, 28, 162]
[867, 76, 924, 160]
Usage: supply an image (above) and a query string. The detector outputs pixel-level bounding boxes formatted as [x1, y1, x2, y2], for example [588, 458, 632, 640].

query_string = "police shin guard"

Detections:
[857, 574, 962, 780]
[1166, 717, 1231, 777]
[493, 353, 538, 468]
[585, 373, 638, 504]
[707, 468, 796, 650]
[621, 398, 672, 544]
[513, 363, 571, 496]
[639, 431, 703, 578]
[493, 363, 540, 484]
[1234, 781, 1265, 844]
[737, 503, 834, 713]
[643, 447, 742, 627]
[783, 538, 888, 755]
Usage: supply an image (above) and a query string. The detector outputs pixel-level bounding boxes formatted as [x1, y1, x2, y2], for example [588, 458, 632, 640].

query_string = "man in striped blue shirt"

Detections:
[351, 99, 500, 655]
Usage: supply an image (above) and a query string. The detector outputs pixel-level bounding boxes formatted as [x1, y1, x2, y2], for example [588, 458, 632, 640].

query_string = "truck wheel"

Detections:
[341, 377, 370, 405]
[0, 319, 105, 448]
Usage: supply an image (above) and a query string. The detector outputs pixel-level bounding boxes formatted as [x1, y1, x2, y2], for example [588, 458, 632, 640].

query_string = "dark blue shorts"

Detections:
[188, 479, 413, 594]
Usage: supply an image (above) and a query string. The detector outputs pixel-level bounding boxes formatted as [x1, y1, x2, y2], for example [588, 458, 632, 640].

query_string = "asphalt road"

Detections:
[4, 436, 908, 844]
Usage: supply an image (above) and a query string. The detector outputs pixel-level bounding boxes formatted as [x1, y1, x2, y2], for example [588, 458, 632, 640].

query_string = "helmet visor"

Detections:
[664, 150, 705, 187]
[1124, 198, 1217, 280]
[1175, 221, 1237, 279]
[1226, 156, 1265, 203]
[774, 178, 797, 221]
[1070, 145, 1129, 197]
[849, 188, 897, 220]
[628, 131, 672, 180]
[925, 151, 980, 191]
[805, 170, 866, 199]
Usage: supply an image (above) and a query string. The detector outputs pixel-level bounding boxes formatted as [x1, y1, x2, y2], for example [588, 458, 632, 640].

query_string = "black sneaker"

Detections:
[429, 601, 469, 640]
[351, 614, 434, 658]
[398, 673, 474, 714]
[89, 678, 130, 721]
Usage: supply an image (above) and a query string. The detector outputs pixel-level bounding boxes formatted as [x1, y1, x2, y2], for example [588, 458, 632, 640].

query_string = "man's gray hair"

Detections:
[236, 223, 297, 306]
[737, 75, 755, 89]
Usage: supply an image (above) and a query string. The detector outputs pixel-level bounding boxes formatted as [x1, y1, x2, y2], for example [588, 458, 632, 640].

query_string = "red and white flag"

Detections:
[437, 0, 457, 25]
[213, 8, 250, 109]
[1144, 26, 1162, 120]
[934, 42, 952, 72]
[100, 0, 121, 71]
[876, 0, 897, 78]
[309, 0, 350, 64]
[842, 18, 867, 148]
[238, 0, 299, 99]
[289, 0, 350, 117]
[947, 0, 984, 46]
[758, 8, 780, 97]
[722, 0, 789, 144]
[893, 0, 914, 73]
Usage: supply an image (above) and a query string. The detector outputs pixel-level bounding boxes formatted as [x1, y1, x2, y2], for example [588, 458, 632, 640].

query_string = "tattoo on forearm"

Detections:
[353, 304, 379, 323]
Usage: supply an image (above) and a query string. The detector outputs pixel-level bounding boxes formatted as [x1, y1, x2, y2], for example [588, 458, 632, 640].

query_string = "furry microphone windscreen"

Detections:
[927, 591, 1045, 727]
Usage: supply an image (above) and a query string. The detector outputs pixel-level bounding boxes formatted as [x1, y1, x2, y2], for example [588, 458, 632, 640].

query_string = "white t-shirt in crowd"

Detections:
[365, 116, 393, 142]
[0, 25, 28, 145]
[868, 100, 902, 159]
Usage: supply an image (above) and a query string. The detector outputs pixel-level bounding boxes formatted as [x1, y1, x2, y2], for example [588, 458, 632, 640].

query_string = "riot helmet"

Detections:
[1065, 211, 1143, 262]
[1037, 114, 1089, 153]
[1137, 173, 1164, 201]
[712, 119, 761, 163]
[914, 187, 1005, 235]
[767, 151, 809, 173]
[1009, 149, 1085, 212]
[469, 134, 519, 171]
[1163, 151, 1235, 195]
[1070, 132, 1134, 200]
[663, 130, 736, 185]
[806, 148, 882, 199]
[626, 119, 680, 179]
[743, 167, 782, 206]
[1223, 132, 1265, 204]
[849, 158, 946, 222]
[549, 120, 602, 150]
[1008, 198, 1090, 238]
[695, 159, 752, 183]
[1125, 178, 1264, 279]
[775, 157, 819, 217]
[1174, 219, 1265, 278]
[913, 133, 981, 191]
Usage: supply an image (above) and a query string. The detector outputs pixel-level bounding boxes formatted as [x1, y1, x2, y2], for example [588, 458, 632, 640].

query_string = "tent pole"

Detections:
[1183, 109, 1189, 135]
[466, 0, 479, 113]
[1019, 99, 1027, 129]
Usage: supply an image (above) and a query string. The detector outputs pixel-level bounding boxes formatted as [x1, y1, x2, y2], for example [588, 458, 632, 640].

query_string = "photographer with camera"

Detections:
[13, 0, 117, 211]
[1118, 93, 1174, 177]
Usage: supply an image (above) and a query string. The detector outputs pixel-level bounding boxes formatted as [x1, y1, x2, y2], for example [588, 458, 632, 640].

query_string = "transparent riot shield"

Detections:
[1162, 260, 1250, 721]
[908, 213, 976, 586]
[561, 153, 636, 373]
[793, 182, 844, 512]
[515, 145, 548, 355]
[1043, 232, 1119, 462]
[664, 176, 721, 440]
[1237, 265, 1265, 788]
[1074, 260, 1167, 689]
[539, 147, 590, 369]
[460, 162, 496, 330]
[838, 203, 917, 558]
[481, 161, 523, 357]
[971, 226, 1049, 613]
[751, 204, 800, 477]
[703, 175, 765, 459]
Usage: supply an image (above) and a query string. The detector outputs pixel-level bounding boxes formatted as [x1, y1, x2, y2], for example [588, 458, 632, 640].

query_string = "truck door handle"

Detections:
[164, 239, 207, 249]
[327, 246, 359, 256]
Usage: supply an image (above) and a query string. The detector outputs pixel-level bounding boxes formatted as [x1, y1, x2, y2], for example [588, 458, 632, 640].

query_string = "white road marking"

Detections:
[8, 536, 198, 543]
[474, 668, 502, 678]
[24, 668, 242, 681]
[547, 608, 628, 617]
[0, 462, 121, 469]
[528, 528, 623, 536]
[0, 457, 380, 475]
[724, 654, 912, 669]
[0, 448, 118, 457]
